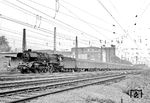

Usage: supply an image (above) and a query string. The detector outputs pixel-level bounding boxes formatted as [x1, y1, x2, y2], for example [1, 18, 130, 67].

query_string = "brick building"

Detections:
[36, 45, 131, 64]
[102, 45, 116, 62]
[71, 45, 116, 62]
[71, 46, 102, 61]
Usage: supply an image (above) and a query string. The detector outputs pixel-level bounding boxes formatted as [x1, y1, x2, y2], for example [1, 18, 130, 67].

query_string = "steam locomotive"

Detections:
[8, 49, 64, 73]
[8, 49, 136, 73]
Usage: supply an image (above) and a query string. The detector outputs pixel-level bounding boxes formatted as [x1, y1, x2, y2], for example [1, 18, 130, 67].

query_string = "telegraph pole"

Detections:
[75, 36, 78, 70]
[121, 98, 123, 103]
[22, 28, 26, 52]
[54, 27, 56, 54]
[75, 36, 78, 59]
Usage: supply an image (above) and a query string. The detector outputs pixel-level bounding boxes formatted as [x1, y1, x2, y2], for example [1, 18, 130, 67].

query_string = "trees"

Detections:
[0, 36, 11, 52]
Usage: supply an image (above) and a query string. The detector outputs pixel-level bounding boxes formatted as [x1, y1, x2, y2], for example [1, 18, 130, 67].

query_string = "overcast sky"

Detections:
[0, 0, 150, 54]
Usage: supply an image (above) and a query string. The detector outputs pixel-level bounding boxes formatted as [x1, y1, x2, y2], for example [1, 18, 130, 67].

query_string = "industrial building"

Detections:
[71, 45, 116, 62]
[35, 45, 131, 64]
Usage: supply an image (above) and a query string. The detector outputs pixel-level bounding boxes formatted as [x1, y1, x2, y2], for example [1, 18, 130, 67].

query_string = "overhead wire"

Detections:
[2, 0, 120, 47]
[0, 26, 75, 46]
[27, 28, 76, 42]
[26, 29, 53, 38]
[27, 29, 75, 42]
[4, 34, 53, 48]
[0, 1, 110, 49]
[0, 27, 53, 44]
[59, 4, 110, 40]
[27, 28, 90, 45]
[0, 1, 102, 50]
[26, 0, 78, 20]
[2, 0, 36, 17]
[96, 0, 126, 34]
[2, 0, 98, 44]
[28, 0, 114, 26]
[0, 27, 49, 41]
[0, 17, 89, 47]
[1, 0, 74, 40]
[96, 0, 140, 48]
[108, 0, 120, 15]
[27, 0, 119, 37]
[139, 2, 150, 18]
[95, 0, 147, 64]
[61, 0, 113, 25]
[0, 32, 53, 49]
[16, 0, 101, 40]
[27, 0, 116, 37]
[0, 14, 89, 46]
[0, 13, 59, 40]
[60, 0, 125, 45]
[0, 27, 22, 36]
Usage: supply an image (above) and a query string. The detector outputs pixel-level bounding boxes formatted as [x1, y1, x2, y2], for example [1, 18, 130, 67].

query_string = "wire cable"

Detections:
[61, 0, 113, 25]
[96, 0, 126, 34]
[0, 27, 53, 44]
[96, 0, 142, 52]
[60, 4, 110, 40]
[16, 0, 101, 40]
[26, 0, 78, 19]
[108, 0, 120, 15]
[27, 0, 119, 37]
[3, 0, 103, 42]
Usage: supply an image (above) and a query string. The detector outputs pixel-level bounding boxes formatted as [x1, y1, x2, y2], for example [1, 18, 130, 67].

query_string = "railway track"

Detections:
[0, 70, 126, 81]
[0, 73, 128, 103]
[0, 72, 116, 90]
[0, 71, 109, 81]
[0, 73, 77, 81]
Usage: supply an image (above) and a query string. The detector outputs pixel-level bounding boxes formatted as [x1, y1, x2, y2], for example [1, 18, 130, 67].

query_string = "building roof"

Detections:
[71, 45, 116, 50]
[71, 46, 101, 49]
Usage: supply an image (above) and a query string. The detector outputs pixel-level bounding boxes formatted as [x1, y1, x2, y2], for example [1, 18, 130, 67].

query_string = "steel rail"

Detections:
[0, 71, 108, 81]
[0, 74, 121, 96]
[0, 74, 125, 103]
[9, 75, 125, 103]
[0, 71, 141, 103]
[0, 72, 111, 89]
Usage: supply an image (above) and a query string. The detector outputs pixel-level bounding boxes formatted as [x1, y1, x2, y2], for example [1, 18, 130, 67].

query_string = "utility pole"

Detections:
[75, 36, 78, 70]
[54, 27, 56, 54]
[135, 56, 138, 64]
[22, 28, 26, 52]
[121, 98, 123, 103]
[75, 36, 78, 59]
